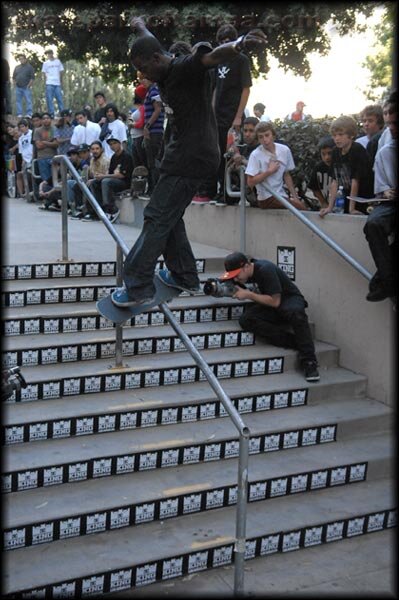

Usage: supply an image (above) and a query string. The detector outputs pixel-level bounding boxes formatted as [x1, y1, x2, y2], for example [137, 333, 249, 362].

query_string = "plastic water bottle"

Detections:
[334, 186, 345, 214]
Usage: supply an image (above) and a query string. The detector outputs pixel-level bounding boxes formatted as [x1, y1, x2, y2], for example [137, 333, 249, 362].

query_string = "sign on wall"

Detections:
[277, 247, 296, 280]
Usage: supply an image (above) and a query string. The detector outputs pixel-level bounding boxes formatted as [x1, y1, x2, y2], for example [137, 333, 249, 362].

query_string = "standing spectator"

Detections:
[17, 119, 33, 197]
[142, 79, 164, 194]
[93, 91, 108, 125]
[209, 24, 252, 206]
[287, 100, 308, 121]
[245, 121, 307, 210]
[224, 115, 260, 206]
[54, 108, 74, 155]
[32, 112, 58, 185]
[253, 102, 271, 122]
[319, 115, 374, 217]
[377, 97, 394, 151]
[7, 124, 24, 197]
[356, 104, 384, 149]
[2, 58, 12, 115]
[70, 109, 101, 147]
[307, 136, 336, 208]
[41, 49, 64, 117]
[128, 84, 147, 168]
[100, 103, 128, 158]
[88, 136, 133, 223]
[29, 112, 43, 201]
[363, 97, 397, 302]
[12, 53, 35, 118]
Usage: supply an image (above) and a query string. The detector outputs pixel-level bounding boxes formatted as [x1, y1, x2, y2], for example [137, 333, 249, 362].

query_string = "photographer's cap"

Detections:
[220, 252, 248, 280]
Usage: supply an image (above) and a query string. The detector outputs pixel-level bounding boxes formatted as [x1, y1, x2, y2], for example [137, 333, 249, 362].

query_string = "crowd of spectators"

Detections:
[2, 35, 396, 302]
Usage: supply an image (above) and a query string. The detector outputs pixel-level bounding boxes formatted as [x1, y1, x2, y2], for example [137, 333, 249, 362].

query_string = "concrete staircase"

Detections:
[2, 256, 396, 598]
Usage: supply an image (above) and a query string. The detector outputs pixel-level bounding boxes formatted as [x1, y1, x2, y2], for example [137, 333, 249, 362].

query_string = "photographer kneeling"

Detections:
[215, 252, 320, 382]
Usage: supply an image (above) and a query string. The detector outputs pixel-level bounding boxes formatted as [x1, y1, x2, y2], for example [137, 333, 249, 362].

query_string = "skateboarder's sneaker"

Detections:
[111, 287, 155, 308]
[156, 269, 200, 295]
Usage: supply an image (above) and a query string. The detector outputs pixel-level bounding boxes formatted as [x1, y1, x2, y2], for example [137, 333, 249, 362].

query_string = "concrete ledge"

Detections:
[184, 205, 395, 407]
[115, 195, 149, 228]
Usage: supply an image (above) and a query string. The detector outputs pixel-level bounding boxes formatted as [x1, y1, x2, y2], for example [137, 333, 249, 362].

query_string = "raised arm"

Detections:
[201, 29, 267, 67]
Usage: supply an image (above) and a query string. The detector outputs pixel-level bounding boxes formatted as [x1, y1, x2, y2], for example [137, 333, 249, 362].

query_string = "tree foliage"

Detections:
[363, 2, 395, 101]
[2, 1, 377, 84]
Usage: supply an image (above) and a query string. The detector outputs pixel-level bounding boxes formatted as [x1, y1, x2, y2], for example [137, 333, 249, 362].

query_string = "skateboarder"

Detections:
[111, 17, 266, 307]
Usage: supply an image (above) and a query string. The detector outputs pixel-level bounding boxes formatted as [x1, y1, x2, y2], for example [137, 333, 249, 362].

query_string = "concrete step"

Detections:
[2, 270, 228, 308]
[105, 527, 396, 597]
[5, 341, 338, 403]
[2, 296, 247, 337]
[3, 477, 395, 596]
[3, 366, 367, 444]
[3, 397, 393, 493]
[2, 257, 223, 282]
[2, 320, 255, 369]
[3, 432, 393, 550]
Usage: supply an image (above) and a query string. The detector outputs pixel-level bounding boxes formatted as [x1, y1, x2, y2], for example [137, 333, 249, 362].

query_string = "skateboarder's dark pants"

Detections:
[123, 173, 201, 301]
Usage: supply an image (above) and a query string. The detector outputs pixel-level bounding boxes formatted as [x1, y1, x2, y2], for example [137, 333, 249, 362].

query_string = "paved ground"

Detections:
[3, 195, 230, 265]
[3, 195, 397, 598]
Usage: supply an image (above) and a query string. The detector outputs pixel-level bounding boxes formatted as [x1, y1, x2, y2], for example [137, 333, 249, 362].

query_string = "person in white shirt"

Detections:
[17, 119, 33, 198]
[70, 109, 101, 147]
[245, 121, 307, 210]
[42, 49, 64, 117]
[100, 103, 128, 158]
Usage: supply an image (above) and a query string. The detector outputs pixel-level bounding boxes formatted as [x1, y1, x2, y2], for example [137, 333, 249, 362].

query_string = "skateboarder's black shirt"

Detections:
[157, 45, 220, 180]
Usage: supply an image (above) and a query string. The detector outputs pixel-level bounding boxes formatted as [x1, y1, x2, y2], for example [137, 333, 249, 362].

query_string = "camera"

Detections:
[2, 366, 28, 401]
[203, 278, 237, 298]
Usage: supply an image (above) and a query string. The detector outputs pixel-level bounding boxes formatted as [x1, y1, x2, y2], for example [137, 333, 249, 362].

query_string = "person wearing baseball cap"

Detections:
[218, 252, 320, 382]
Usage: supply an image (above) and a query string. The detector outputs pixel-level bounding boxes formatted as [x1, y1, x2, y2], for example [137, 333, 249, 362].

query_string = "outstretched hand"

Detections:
[242, 28, 267, 51]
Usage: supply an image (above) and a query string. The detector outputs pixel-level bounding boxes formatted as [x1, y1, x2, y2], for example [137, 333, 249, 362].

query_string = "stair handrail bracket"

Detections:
[55, 154, 250, 596]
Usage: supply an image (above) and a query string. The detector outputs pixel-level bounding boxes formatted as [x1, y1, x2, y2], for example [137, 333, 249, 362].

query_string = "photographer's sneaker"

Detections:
[302, 361, 320, 382]
[111, 287, 155, 308]
[157, 269, 199, 295]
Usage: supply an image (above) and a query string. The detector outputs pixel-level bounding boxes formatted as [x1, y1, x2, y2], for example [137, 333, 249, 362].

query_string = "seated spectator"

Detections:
[356, 104, 384, 150]
[363, 97, 397, 302]
[32, 112, 58, 187]
[70, 109, 101, 147]
[72, 140, 110, 220]
[65, 146, 90, 216]
[253, 102, 271, 122]
[127, 84, 147, 168]
[225, 116, 260, 206]
[245, 121, 308, 210]
[100, 103, 128, 158]
[54, 108, 74, 155]
[93, 91, 108, 125]
[85, 136, 133, 223]
[307, 136, 335, 208]
[319, 115, 374, 217]
[37, 179, 59, 211]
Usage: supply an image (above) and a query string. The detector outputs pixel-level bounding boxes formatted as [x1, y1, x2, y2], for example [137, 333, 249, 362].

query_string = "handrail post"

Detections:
[234, 431, 249, 596]
[239, 166, 246, 254]
[115, 245, 124, 368]
[60, 160, 69, 261]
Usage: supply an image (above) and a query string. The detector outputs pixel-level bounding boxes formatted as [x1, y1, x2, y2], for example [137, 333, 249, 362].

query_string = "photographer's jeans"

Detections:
[123, 173, 200, 301]
[239, 296, 317, 364]
[15, 86, 33, 116]
[45, 84, 64, 116]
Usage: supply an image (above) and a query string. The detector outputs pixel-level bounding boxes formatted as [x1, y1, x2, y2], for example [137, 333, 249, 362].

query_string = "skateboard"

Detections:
[96, 274, 181, 324]
[347, 196, 393, 203]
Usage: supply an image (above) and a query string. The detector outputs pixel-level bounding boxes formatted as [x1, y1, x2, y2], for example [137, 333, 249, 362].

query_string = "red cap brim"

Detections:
[219, 268, 241, 280]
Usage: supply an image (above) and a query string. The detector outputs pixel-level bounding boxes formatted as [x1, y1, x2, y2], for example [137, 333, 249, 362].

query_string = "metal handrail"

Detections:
[55, 154, 250, 595]
[225, 165, 372, 281]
